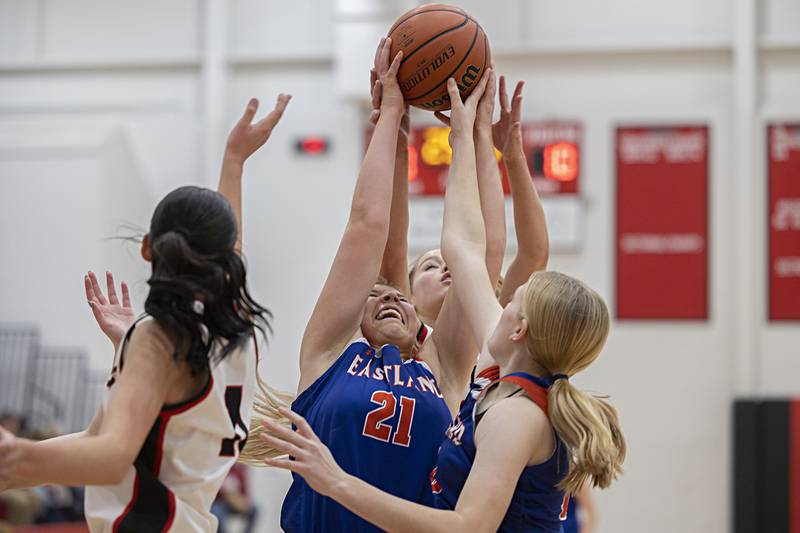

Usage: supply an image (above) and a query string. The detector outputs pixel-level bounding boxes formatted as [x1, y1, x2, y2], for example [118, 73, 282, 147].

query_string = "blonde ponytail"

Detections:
[548, 380, 626, 492]
[519, 271, 626, 493]
[238, 371, 296, 465]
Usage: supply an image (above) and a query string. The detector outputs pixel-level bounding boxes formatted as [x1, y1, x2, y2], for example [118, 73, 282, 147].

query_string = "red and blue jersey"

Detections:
[431, 370, 570, 533]
[562, 495, 579, 533]
[281, 338, 452, 532]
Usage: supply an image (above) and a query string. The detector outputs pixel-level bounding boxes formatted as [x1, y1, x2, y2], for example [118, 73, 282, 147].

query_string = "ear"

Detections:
[140, 234, 152, 262]
[509, 317, 528, 343]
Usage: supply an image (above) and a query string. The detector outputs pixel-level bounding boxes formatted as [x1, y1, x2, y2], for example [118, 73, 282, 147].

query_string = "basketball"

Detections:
[387, 4, 491, 111]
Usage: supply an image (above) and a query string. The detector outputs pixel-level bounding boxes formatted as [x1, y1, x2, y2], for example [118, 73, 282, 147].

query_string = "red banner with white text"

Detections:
[616, 126, 709, 319]
[768, 124, 800, 320]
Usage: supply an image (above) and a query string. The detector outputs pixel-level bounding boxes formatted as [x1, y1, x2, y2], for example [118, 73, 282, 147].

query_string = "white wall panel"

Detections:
[0, 129, 154, 370]
[762, 0, 800, 40]
[522, 0, 732, 45]
[229, 0, 334, 55]
[454, 0, 523, 47]
[42, 0, 199, 61]
[0, 0, 39, 61]
[0, 72, 201, 195]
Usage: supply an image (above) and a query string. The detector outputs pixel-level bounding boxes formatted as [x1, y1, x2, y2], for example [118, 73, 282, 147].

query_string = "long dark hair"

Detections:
[144, 185, 270, 375]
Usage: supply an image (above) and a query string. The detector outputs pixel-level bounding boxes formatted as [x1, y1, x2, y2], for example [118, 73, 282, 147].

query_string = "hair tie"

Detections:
[191, 299, 205, 316]
[552, 373, 569, 382]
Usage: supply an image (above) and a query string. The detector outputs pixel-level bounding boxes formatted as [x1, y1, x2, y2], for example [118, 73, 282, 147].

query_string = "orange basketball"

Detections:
[388, 4, 491, 112]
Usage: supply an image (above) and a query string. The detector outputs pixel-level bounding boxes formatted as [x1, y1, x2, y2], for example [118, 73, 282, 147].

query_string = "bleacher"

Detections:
[0, 324, 105, 435]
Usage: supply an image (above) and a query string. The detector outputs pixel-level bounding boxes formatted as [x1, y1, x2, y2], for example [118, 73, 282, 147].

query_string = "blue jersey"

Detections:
[562, 496, 578, 533]
[431, 370, 570, 533]
[281, 338, 452, 532]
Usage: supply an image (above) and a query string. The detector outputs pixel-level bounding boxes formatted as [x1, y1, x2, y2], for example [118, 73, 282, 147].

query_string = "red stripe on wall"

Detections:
[790, 400, 800, 533]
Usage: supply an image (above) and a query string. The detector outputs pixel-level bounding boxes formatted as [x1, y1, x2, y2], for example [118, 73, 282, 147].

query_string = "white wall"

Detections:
[1, 1, 798, 532]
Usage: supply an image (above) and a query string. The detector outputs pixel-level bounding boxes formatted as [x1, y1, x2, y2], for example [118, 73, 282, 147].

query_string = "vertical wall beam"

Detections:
[200, 0, 227, 186]
[732, 0, 759, 395]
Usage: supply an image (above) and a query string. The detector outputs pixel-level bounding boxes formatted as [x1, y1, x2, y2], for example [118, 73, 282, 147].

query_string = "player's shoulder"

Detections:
[128, 317, 175, 352]
[477, 394, 550, 443]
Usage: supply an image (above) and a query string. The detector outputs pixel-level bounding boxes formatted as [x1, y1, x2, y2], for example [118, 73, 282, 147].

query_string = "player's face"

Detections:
[488, 284, 527, 363]
[410, 249, 451, 320]
[361, 284, 419, 351]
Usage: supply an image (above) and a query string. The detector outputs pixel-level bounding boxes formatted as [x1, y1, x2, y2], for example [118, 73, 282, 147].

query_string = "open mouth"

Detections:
[375, 305, 405, 325]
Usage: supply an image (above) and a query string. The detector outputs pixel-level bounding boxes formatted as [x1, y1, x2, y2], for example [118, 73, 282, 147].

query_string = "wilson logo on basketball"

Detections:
[401, 45, 457, 93]
[420, 65, 481, 110]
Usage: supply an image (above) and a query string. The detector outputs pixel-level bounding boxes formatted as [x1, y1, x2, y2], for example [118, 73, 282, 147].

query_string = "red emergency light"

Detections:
[296, 136, 330, 155]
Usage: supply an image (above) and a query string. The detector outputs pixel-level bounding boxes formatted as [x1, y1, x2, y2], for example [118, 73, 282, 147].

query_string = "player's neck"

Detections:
[499, 348, 549, 380]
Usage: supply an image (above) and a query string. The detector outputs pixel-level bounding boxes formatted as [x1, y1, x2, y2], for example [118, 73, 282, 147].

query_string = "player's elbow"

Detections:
[349, 199, 389, 234]
[101, 440, 139, 485]
[441, 235, 482, 268]
[516, 241, 549, 272]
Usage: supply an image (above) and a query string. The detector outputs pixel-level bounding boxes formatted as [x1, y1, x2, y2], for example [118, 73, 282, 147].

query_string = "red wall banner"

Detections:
[768, 124, 800, 320]
[616, 126, 709, 319]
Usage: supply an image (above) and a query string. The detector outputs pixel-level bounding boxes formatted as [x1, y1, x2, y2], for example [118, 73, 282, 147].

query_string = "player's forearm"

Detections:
[442, 131, 485, 266]
[505, 150, 548, 268]
[332, 473, 468, 533]
[380, 133, 411, 294]
[218, 154, 245, 251]
[475, 130, 506, 284]
[11, 433, 134, 488]
[350, 109, 403, 230]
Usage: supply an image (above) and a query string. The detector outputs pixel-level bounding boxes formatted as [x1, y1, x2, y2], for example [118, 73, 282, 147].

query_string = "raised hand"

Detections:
[475, 68, 497, 134]
[447, 69, 492, 139]
[371, 38, 404, 117]
[85, 271, 135, 349]
[369, 67, 410, 137]
[492, 75, 524, 153]
[225, 93, 292, 164]
[260, 407, 347, 498]
[434, 70, 496, 145]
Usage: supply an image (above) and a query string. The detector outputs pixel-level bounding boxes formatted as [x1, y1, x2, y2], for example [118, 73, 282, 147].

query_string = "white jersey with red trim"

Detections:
[84, 316, 258, 533]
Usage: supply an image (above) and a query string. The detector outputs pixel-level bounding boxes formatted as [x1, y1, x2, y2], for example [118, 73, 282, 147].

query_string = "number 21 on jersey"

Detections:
[362, 391, 416, 447]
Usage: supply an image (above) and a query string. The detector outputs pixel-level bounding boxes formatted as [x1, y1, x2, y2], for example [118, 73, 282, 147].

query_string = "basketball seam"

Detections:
[406, 23, 482, 103]
[399, 17, 470, 67]
[388, 7, 468, 35]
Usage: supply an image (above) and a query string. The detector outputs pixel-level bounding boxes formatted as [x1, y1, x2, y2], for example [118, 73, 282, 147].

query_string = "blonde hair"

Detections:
[238, 371, 295, 465]
[520, 271, 626, 493]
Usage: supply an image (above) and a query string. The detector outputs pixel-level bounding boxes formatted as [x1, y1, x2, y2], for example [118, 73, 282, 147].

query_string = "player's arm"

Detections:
[218, 94, 291, 252]
[258, 399, 545, 533]
[378, 103, 412, 296]
[440, 74, 503, 352]
[298, 39, 404, 392]
[433, 77, 506, 287]
[495, 77, 548, 307]
[430, 73, 505, 392]
[0, 322, 177, 488]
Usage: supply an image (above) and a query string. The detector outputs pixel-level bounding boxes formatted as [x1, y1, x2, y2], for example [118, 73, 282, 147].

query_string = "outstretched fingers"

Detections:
[121, 281, 131, 308]
[88, 271, 108, 305]
[106, 271, 119, 305]
[387, 49, 403, 77]
[237, 98, 260, 128]
[465, 68, 491, 108]
[498, 75, 510, 113]
[277, 406, 318, 441]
